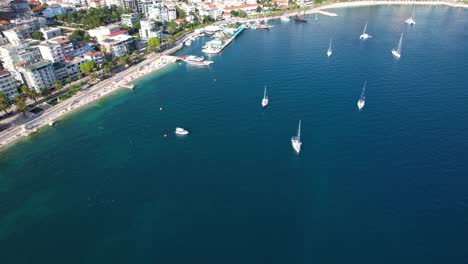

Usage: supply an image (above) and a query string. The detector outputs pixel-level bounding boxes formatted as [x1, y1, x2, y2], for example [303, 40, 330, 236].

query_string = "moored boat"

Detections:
[175, 127, 189, 135]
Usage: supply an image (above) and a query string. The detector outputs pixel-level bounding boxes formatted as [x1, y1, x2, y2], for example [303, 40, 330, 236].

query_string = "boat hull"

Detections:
[405, 19, 416, 25]
[391, 49, 401, 58]
[357, 100, 365, 110]
[261, 99, 269, 108]
[291, 139, 302, 154]
[327, 50, 332, 57]
[360, 34, 371, 39]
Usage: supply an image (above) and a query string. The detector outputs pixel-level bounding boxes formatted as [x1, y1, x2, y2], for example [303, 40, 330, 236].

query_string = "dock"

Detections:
[202, 25, 245, 54]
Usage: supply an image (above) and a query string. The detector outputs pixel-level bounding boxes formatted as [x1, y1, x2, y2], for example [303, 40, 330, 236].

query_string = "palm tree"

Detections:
[0, 92, 11, 115]
[53, 80, 63, 91]
[21, 85, 39, 103]
[14, 95, 27, 116]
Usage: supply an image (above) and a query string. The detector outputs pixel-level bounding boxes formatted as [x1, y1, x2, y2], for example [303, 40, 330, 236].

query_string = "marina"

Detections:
[202, 25, 246, 54]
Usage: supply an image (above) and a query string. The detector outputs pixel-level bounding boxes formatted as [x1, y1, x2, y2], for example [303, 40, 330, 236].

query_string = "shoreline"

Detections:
[240, 0, 467, 23]
[0, 52, 180, 151]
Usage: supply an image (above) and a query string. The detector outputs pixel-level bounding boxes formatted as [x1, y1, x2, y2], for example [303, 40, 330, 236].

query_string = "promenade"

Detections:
[0, 53, 180, 149]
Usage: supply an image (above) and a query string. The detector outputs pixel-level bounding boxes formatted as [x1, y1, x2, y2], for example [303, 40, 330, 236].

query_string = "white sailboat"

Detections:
[391, 33, 403, 58]
[359, 22, 372, 40]
[327, 38, 333, 57]
[291, 120, 302, 154]
[261, 85, 269, 108]
[405, 4, 416, 25]
[357, 81, 366, 110]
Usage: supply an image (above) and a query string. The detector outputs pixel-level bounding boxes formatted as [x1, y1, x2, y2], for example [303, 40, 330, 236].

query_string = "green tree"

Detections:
[41, 87, 52, 98]
[69, 84, 81, 93]
[80, 61, 97, 74]
[53, 80, 63, 91]
[118, 55, 130, 66]
[176, 6, 187, 19]
[103, 62, 114, 75]
[77, 72, 83, 80]
[65, 77, 73, 84]
[14, 95, 27, 116]
[21, 85, 39, 102]
[256, 6, 263, 13]
[147, 37, 161, 52]
[0, 92, 10, 115]
[31, 31, 44, 40]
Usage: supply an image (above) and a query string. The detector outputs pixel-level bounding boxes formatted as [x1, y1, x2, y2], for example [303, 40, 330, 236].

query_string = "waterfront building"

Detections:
[223, 4, 261, 15]
[40, 27, 62, 40]
[0, 43, 42, 81]
[42, 5, 66, 18]
[0, 70, 18, 101]
[71, 42, 94, 57]
[38, 41, 65, 63]
[83, 51, 104, 65]
[139, 19, 162, 40]
[87, 24, 122, 42]
[19, 60, 56, 92]
[64, 57, 86, 77]
[101, 35, 134, 58]
[176, 2, 195, 15]
[121, 13, 137, 27]
[48, 36, 75, 58]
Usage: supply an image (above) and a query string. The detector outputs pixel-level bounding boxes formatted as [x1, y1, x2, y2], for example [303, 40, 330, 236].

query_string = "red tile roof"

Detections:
[84, 51, 102, 57]
[0, 70, 11, 77]
[106, 29, 127, 37]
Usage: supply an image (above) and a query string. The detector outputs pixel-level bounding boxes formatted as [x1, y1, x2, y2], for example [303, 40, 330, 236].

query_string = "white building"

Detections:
[43, 5, 65, 18]
[168, 7, 177, 20]
[49, 36, 75, 58]
[121, 13, 137, 27]
[0, 71, 18, 101]
[83, 51, 104, 65]
[176, 2, 195, 15]
[101, 35, 134, 58]
[139, 19, 162, 39]
[0, 44, 42, 81]
[19, 60, 56, 92]
[40, 27, 62, 40]
[88, 24, 123, 42]
[38, 41, 65, 63]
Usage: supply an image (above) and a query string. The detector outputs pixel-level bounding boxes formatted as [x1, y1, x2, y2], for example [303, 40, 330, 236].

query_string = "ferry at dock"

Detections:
[180, 55, 213, 66]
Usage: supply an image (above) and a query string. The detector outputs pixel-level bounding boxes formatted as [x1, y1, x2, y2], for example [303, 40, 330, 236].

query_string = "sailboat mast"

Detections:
[263, 86, 267, 98]
[398, 33, 403, 53]
[297, 120, 301, 140]
[363, 22, 367, 34]
[362, 81, 367, 96]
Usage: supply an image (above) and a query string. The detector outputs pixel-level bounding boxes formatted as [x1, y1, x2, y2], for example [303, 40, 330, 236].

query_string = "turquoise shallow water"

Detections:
[1, 6, 468, 264]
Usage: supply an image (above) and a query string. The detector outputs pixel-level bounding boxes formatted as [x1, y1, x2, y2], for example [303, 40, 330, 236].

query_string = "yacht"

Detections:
[280, 16, 290, 22]
[185, 39, 192, 46]
[357, 81, 366, 110]
[359, 22, 372, 40]
[175, 127, 189, 135]
[391, 33, 403, 58]
[261, 85, 269, 108]
[327, 38, 333, 57]
[291, 120, 302, 154]
[405, 4, 416, 25]
[183, 55, 213, 66]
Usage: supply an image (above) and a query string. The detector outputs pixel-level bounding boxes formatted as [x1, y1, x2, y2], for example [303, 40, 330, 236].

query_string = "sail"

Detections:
[329, 38, 332, 50]
[263, 86, 267, 99]
[411, 4, 416, 20]
[363, 22, 367, 35]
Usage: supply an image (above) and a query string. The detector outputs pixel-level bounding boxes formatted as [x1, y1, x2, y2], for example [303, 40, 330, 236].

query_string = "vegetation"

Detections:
[21, 85, 39, 103]
[53, 80, 63, 91]
[147, 37, 161, 52]
[14, 95, 27, 116]
[230, 10, 248, 18]
[65, 78, 73, 84]
[68, 30, 91, 42]
[56, 5, 132, 29]
[31, 31, 44, 41]
[175, 6, 187, 19]
[118, 54, 131, 66]
[80, 61, 98, 74]
[0, 92, 10, 115]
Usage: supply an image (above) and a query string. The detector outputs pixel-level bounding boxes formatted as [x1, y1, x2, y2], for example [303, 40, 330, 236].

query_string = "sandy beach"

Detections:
[0, 54, 179, 149]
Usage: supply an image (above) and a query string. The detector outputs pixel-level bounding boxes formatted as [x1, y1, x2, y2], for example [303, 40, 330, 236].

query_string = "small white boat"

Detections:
[175, 127, 189, 135]
[405, 4, 416, 25]
[359, 22, 372, 40]
[392, 33, 403, 58]
[280, 16, 290, 22]
[291, 120, 302, 154]
[185, 39, 192, 46]
[49, 121, 55, 127]
[357, 81, 366, 110]
[327, 37, 333, 57]
[261, 85, 269, 108]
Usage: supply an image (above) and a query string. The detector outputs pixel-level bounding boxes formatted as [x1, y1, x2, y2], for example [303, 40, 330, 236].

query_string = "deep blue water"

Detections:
[1, 5, 468, 264]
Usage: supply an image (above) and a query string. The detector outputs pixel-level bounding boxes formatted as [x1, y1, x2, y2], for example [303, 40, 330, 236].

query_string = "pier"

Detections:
[202, 25, 245, 54]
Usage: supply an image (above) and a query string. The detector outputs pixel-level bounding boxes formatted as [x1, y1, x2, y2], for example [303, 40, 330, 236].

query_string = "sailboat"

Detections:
[327, 38, 333, 57]
[405, 4, 416, 25]
[357, 81, 366, 110]
[261, 85, 269, 108]
[359, 22, 372, 39]
[315, 13, 318, 21]
[391, 33, 403, 58]
[291, 120, 302, 154]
